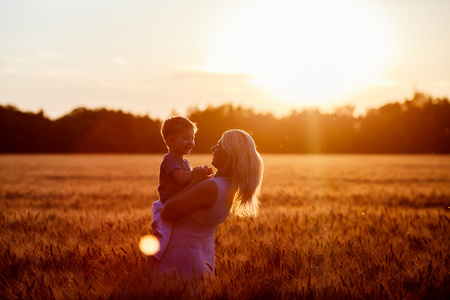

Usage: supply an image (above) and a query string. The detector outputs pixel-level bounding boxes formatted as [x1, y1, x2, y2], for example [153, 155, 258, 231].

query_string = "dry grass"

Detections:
[1, 154, 449, 299]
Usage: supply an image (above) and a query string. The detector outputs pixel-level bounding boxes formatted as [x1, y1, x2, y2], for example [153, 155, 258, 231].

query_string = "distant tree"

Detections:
[187, 104, 281, 153]
[54, 107, 165, 153]
[1, 92, 449, 153]
[359, 92, 450, 153]
[0, 106, 61, 153]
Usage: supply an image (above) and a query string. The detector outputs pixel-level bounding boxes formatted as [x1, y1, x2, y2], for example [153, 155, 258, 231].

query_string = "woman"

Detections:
[157, 129, 264, 278]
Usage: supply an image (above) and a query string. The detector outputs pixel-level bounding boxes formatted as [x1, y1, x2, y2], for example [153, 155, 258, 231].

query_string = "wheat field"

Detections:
[1, 154, 449, 299]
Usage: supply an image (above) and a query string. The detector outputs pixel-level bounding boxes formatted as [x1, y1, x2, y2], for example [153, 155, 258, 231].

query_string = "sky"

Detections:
[1, 0, 450, 120]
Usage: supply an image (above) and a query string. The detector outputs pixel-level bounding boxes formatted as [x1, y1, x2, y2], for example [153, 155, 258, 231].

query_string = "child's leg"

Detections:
[151, 199, 173, 260]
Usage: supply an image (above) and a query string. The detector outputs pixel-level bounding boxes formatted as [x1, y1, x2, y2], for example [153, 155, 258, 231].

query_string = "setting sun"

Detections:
[207, 0, 396, 108]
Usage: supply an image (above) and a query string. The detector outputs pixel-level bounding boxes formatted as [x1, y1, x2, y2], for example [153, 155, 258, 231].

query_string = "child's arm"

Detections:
[170, 169, 193, 184]
[171, 165, 213, 184]
[167, 166, 212, 198]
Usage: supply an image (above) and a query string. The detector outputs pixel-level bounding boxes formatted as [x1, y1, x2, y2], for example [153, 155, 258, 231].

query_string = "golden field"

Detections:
[1, 154, 449, 299]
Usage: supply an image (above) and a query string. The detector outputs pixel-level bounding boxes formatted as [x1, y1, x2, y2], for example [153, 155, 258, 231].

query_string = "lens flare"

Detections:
[139, 235, 160, 256]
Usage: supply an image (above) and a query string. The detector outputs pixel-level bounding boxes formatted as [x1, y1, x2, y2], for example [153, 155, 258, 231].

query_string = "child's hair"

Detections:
[219, 129, 264, 217]
[160, 116, 197, 146]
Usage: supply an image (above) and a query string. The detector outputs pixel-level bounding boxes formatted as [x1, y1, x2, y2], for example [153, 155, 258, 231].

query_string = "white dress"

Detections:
[156, 177, 232, 278]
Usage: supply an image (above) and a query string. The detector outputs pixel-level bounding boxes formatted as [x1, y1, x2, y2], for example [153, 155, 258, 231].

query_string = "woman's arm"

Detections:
[161, 179, 218, 222]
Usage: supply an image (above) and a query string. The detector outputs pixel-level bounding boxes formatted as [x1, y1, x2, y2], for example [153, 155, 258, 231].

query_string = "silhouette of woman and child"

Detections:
[148, 116, 264, 279]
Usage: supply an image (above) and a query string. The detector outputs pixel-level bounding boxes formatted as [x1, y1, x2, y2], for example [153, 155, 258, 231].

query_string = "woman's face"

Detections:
[210, 141, 228, 169]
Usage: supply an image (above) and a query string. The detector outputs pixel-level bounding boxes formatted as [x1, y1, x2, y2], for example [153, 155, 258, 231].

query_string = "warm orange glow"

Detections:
[139, 235, 160, 256]
[207, 0, 396, 109]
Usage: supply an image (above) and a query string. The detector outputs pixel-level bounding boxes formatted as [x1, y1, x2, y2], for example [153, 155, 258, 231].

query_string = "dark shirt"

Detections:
[158, 152, 191, 203]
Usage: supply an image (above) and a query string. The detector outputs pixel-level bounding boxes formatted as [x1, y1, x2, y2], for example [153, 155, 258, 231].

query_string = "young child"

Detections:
[151, 116, 208, 260]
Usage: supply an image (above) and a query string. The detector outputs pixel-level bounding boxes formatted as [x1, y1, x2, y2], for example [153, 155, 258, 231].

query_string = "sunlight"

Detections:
[139, 235, 160, 256]
[207, 0, 396, 108]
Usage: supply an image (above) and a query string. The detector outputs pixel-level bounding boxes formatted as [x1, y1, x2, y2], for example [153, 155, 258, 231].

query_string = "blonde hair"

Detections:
[160, 116, 197, 146]
[220, 129, 264, 217]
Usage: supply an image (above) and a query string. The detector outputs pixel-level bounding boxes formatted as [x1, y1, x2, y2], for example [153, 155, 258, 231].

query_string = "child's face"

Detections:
[168, 127, 195, 156]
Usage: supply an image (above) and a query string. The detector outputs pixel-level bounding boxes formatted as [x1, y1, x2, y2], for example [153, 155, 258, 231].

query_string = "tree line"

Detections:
[1, 92, 449, 153]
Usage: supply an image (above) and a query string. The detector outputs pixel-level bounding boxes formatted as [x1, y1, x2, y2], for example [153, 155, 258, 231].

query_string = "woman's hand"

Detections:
[192, 165, 213, 183]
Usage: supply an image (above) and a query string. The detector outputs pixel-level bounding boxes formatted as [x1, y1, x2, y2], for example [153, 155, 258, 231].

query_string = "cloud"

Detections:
[159, 70, 253, 96]
[1, 66, 19, 75]
[0, 55, 33, 65]
[0, 67, 87, 79]
[436, 80, 450, 87]
[36, 49, 63, 59]
[164, 69, 251, 81]
[370, 78, 400, 87]
[95, 80, 155, 92]
[112, 57, 127, 66]
[0, 49, 63, 66]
